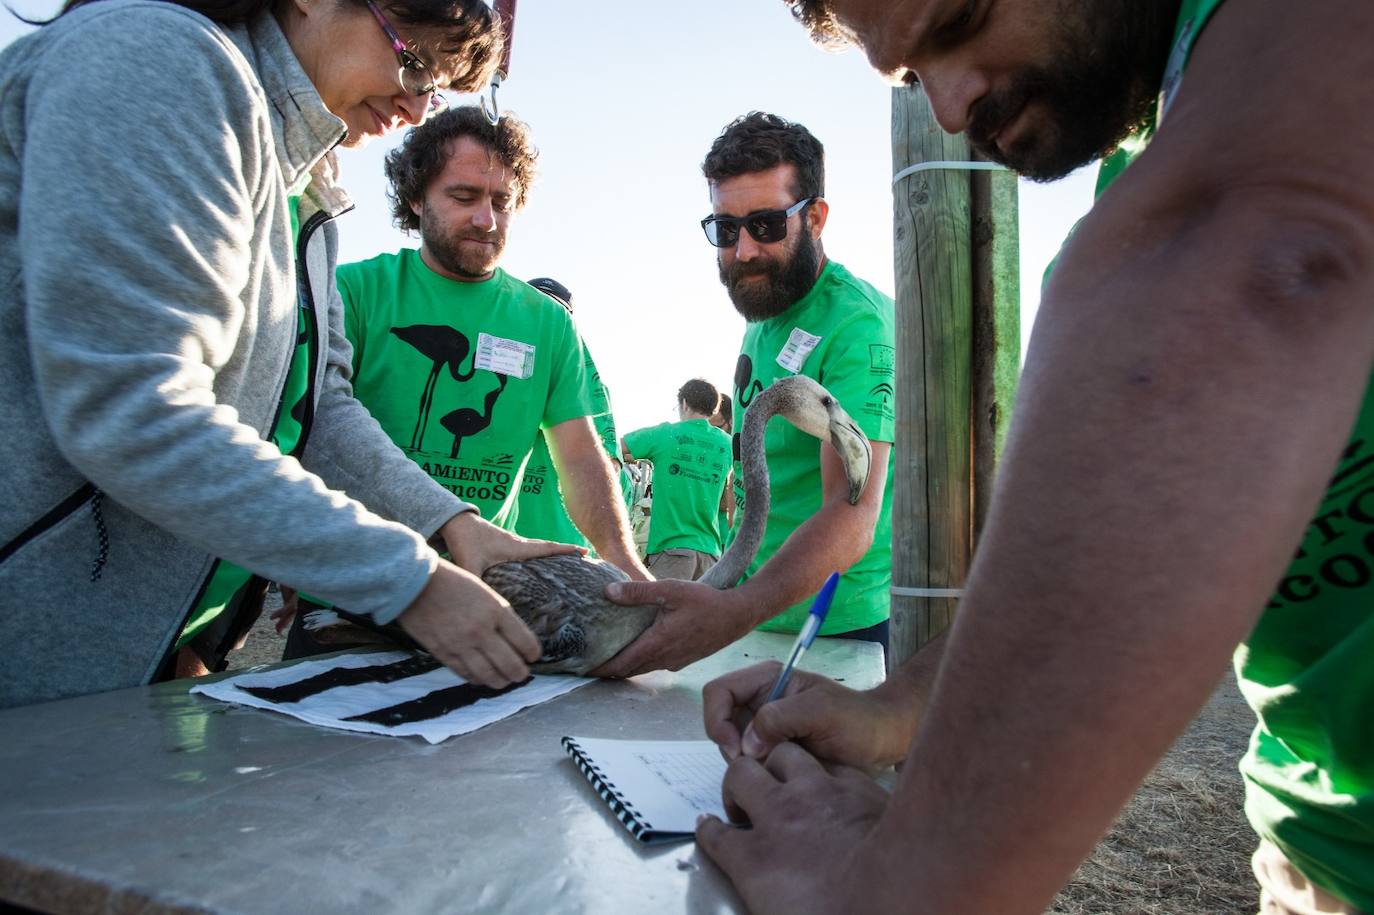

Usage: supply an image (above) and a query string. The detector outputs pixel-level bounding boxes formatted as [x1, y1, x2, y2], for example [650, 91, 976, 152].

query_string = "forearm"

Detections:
[734, 499, 877, 625]
[551, 419, 644, 573]
[307, 383, 469, 537]
[869, 631, 945, 757]
[732, 439, 888, 623]
[47, 389, 437, 622]
[561, 452, 641, 569]
[863, 216, 1374, 912]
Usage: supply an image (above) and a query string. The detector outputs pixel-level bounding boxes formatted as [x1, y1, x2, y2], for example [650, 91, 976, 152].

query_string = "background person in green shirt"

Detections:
[600, 112, 896, 676]
[285, 107, 647, 657]
[690, 2, 1374, 914]
[621, 379, 733, 580]
[513, 276, 626, 552]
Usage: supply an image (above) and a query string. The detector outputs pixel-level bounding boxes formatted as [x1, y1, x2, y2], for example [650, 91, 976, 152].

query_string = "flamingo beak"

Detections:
[826, 409, 872, 505]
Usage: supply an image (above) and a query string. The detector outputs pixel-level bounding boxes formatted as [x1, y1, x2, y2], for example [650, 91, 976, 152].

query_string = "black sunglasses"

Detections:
[700, 198, 815, 248]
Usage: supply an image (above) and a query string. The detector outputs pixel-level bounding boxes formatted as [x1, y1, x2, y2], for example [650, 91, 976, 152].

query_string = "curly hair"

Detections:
[50, 0, 501, 89]
[385, 105, 538, 234]
[779, 0, 857, 48]
[678, 379, 722, 417]
[389, 0, 502, 95]
[702, 111, 825, 201]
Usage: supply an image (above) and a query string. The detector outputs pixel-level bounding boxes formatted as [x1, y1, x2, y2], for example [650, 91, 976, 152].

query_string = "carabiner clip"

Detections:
[481, 73, 502, 126]
[483, 0, 515, 126]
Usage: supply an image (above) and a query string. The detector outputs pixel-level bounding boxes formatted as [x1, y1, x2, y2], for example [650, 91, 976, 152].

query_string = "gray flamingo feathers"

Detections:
[390, 325, 476, 450]
[481, 554, 656, 675]
[439, 374, 508, 458]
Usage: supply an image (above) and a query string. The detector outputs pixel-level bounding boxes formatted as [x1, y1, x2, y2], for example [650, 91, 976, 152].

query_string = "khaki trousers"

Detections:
[646, 548, 717, 581]
[1253, 839, 1365, 915]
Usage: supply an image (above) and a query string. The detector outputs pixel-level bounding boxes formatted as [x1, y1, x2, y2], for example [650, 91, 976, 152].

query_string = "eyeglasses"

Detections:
[700, 198, 815, 248]
[366, 0, 448, 111]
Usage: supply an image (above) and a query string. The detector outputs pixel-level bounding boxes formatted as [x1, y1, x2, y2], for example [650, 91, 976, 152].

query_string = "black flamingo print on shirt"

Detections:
[391, 325, 477, 450]
[440, 373, 509, 458]
[734, 353, 763, 408]
[733, 352, 763, 463]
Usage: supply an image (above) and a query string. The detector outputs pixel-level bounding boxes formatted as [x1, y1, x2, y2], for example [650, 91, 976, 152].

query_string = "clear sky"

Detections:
[0, 0, 1098, 436]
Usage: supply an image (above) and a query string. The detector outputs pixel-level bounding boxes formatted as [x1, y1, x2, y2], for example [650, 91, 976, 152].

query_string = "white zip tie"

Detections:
[890, 586, 964, 599]
[892, 160, 1010, 186]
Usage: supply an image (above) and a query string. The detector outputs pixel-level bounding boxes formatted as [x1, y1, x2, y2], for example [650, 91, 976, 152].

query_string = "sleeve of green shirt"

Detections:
[622, 423, 662, 460]
[541, 310, 594, 429]
[583, 343, 620, 457]
[815, 311, 896, 445]
[593, 407, 619, 458]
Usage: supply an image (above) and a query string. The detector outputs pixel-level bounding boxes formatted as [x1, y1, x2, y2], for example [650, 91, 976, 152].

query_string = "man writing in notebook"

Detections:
[693, 2, 1374, 914]
[597, 112, 896, 676]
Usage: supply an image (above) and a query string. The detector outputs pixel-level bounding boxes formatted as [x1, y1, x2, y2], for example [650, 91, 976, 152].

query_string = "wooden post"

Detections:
[971, 164, 1021, 536]
[888, 86, 1019, 671]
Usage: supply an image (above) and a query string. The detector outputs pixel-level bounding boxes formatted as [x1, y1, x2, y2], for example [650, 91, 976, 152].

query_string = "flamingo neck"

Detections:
[698, 383, 788, 589]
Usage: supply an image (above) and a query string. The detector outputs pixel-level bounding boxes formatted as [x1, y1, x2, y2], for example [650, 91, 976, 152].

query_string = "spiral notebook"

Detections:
[562, 736, 729, 844]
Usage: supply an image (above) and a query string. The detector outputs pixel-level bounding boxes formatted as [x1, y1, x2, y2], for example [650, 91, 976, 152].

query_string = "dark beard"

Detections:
[719, 227, 821, 322]
[966, 0, 1181, 181]
[419, 209, 503, 279]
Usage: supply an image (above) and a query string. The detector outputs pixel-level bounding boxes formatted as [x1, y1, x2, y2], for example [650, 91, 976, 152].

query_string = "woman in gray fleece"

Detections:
[0, 0, 568, 708]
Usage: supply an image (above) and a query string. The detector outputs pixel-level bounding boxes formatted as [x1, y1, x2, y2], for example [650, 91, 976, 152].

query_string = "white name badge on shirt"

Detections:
[776, 327, 822, 373]
[475, 333, 535, 379]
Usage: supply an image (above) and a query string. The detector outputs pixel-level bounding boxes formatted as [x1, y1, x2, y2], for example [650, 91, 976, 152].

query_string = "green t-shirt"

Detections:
[1239, 385, 1374, 912]
[729, 260, 895, 635]
[586, 353, 620, 459]
[1090, 3, 1374, 907]
[338, 253, 592, 529]
[513, 340, 619, 548]
[623, 418, 732, 556]
[514, 432, 588, 548]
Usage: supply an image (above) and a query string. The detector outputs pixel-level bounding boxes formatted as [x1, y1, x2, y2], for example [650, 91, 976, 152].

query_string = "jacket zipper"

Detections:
[0, 482, 98, 568]
[287, 208, 329, 456]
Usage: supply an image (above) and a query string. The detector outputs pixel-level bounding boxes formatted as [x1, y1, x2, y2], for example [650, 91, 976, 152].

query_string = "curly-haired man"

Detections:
[284, 106, 648, 656]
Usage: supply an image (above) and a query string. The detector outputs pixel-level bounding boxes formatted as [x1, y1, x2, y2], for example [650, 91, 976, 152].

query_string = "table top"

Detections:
[0, 632, 884, 915]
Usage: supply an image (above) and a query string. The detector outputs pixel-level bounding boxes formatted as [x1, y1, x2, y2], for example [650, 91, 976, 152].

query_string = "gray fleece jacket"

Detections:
[0, 0, 470, 708]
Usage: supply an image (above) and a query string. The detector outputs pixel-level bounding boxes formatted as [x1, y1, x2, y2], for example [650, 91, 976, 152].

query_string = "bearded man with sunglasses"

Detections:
[597, 112, 895, 678]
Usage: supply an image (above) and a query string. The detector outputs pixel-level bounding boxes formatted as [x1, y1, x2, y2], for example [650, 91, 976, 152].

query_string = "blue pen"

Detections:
[764, 571, 840, 703]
